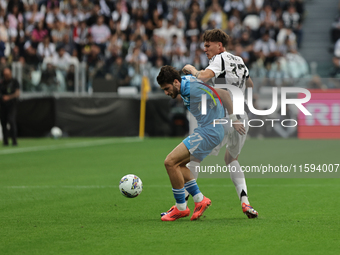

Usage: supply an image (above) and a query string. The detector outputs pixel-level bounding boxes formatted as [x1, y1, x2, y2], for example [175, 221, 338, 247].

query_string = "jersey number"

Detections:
[230, 63, 247, 89]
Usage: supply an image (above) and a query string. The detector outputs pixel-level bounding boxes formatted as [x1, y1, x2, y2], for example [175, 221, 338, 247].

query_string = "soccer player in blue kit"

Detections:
[157, 65, 242, 221]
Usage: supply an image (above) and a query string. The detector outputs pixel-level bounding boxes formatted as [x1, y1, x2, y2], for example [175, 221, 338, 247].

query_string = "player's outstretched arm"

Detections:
[182, 64, 214, 83]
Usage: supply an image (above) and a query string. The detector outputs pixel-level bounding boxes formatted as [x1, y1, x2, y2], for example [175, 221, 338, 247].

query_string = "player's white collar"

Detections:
[209, 51, 228, 64]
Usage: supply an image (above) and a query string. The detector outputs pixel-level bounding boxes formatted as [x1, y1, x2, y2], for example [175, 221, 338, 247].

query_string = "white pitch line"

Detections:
[0, 183, 337, 189]
[0, 138, 142, 155]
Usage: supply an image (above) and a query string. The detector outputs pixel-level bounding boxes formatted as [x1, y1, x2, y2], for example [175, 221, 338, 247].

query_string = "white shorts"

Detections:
[226, 113, 249, 159]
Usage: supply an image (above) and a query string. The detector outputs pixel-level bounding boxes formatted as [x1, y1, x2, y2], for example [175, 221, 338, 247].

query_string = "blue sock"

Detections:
[184, 179, 200, 196]
[172, 188, 186, 204]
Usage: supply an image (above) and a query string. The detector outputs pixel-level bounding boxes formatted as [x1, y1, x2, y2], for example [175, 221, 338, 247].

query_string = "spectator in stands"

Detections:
[164, 34, 186, 58]
[283, 0, 304, 16]
[7, 5, 23, 29]
[192, 49, 205, 71]
[51, 19, 69, 48]
[148, 0, 169, 20]
[106, 33, 123, 62]
[267, 60, 289, 87]
[126, 46, 148, 88]
[282, 4, 302, 47]
[10, 46, 23, 63]
[184, 1, 203, 26]
[168, 7, 186, 29]
[131, 0, 149, 13]
[112, 0, 131, 32]
[254, 30, 278, 64]
[233, 43, 250, 65]
[244, 0, 263, 14]
[149, 46, 169, 67]
[285, 46, 308, 78]
[6, 19, 18, 44]
[223, 0, 245, 17]
[46, 4, 65, 30]
[6, 0, 23, 14]
[90, 15, 110, 54]
[66, 6, 85, 28]
[125, 46, 148, 71]
[110, 55, 131, 90]
[25, 3, 44, 26]
[187, 35, 200, 62]
[73, 20, 89, 61]
[201, 1, 227, 30]
[80, 0, 94, 17]
[32, 20, 48, 43]
[52, 46, 72, 74]
[23, 38, 39, 67]
[228, 9, 243, 39]
[277, 20, 297, 47]
[185, 18, 201, 41]
[259, 4, 276, 29]
[1, 0, 309, 94]
[238, 30, 254, 58]
[129, 19, 146, 41]
[86, 44, 104, 92]
[13, 21, 27, 59]
[40, 62, 58, 92]
[37, 36, 56, 61]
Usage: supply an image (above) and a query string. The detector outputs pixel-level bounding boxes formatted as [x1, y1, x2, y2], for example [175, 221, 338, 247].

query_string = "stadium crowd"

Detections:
[0, 0, 308, 92]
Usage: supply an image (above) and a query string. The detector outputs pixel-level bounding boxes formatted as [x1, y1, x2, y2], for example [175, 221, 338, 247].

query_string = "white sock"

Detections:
[229, 160, 249, 205]
[185, 161, 200, 204]
[241, 196, 249, 205]
[176, 202, 187, 211]
[193, 193, 204, 203]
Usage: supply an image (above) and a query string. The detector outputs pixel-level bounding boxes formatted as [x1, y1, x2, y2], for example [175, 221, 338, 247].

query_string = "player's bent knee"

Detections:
[164, 156, 175, 171]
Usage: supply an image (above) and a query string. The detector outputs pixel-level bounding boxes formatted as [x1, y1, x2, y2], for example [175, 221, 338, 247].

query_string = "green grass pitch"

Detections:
[0, 137, 339, 254]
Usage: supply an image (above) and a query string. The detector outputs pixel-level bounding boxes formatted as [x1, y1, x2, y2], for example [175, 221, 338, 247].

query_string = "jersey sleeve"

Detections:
[181, 76, 191, 97]
[205, 54, 223, 78]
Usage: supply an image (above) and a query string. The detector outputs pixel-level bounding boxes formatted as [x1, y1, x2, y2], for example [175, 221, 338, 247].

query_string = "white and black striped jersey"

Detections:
[205, 51, 250, 96]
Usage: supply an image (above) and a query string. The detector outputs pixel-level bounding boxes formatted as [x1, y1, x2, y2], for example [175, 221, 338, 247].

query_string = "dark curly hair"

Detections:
[156, 65, 181, 87]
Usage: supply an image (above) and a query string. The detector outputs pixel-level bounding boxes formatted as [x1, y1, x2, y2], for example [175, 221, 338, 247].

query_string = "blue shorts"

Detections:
[183, 124, 224, 161]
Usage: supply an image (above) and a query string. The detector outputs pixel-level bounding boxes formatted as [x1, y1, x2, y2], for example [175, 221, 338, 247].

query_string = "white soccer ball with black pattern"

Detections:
[119, 174, 143, 198]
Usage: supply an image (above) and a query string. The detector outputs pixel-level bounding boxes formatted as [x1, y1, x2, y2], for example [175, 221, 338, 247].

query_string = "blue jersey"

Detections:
[180, 75, 225, 127]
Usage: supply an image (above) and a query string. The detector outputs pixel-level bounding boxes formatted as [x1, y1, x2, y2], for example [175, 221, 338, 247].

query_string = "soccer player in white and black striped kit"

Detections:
[183, 29, 258, 218]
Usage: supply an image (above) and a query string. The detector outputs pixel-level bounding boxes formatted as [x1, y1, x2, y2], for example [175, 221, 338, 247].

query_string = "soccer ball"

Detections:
[119, 174, 143, 198]
[51, 126, 62, 139]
